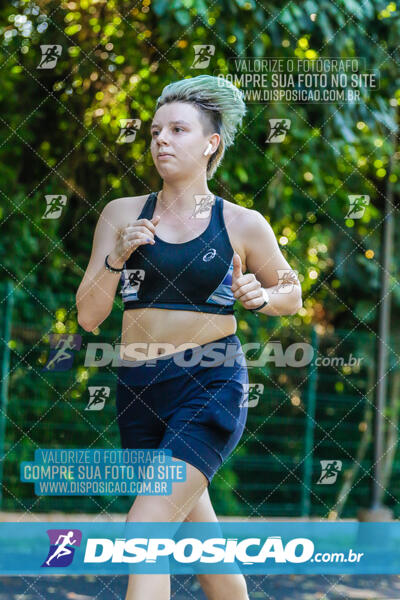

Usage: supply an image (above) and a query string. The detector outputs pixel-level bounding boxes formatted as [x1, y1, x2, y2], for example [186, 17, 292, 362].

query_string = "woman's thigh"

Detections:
[159, 365, 249, 485]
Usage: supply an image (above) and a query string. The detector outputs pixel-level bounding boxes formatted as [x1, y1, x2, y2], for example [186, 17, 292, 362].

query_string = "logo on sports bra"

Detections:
[202, 248, 216, 262]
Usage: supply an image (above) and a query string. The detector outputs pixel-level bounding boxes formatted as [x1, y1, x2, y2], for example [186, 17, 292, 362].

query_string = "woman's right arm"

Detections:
[76, 198, 160, 332]
[75, 200, 125, 332]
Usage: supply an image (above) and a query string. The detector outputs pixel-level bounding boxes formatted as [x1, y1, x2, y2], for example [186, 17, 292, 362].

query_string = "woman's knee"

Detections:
[126, 463, 208, 523]
[196, 572, 248, 599]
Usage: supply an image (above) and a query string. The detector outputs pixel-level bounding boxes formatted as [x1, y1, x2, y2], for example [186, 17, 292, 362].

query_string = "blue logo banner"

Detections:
[0, 522, 399, 575]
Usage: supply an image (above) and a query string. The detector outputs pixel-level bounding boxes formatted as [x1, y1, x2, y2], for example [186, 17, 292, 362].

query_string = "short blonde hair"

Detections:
[155, 75, 247, 180]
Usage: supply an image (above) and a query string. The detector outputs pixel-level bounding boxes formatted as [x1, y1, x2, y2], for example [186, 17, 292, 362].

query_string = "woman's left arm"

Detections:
[231, 210, 303, 316]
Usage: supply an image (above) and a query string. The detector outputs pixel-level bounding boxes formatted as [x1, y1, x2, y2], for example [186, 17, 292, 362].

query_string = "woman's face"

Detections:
[150, 102, 217, 180]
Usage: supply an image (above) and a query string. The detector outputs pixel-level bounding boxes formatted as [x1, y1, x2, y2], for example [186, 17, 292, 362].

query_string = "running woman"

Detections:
[76, 74, 302, 600]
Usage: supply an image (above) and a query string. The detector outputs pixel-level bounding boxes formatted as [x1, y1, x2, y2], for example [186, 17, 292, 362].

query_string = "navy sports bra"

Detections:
[120, 191, 236, 315]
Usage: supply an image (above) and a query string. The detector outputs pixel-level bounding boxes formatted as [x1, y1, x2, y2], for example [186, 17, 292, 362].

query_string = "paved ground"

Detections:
[0, 574, 400, 599]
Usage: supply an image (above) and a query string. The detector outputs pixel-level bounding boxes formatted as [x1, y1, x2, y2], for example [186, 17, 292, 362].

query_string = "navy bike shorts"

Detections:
[115, 333, 249, 486]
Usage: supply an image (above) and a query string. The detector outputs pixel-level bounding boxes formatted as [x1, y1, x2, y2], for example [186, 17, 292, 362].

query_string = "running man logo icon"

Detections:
[272, 269, 300, 294]
[116, 118, 142, 144]
[190, 45, 215, 69]
[345, 195, 370, 219]
[41, 334, 82, 372]
[37, 45, 62, 69]
[42, 195, 67, 219]
[85, 386, 110, 410]
[266, 119, 291, 143]
[240, 383, 264, 408]
[192, 194, 215, 219]
[121, 269, 145, 297]
[42, 529, 82, 568]
[317, 460, 343, 485]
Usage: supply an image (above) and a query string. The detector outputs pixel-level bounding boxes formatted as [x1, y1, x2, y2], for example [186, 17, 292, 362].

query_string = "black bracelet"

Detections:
[249, 299, 268, 313]
[105, 254, 124, 273]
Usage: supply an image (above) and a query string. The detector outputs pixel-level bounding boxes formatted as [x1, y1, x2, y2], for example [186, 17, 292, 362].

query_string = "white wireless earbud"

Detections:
[203, 142, 213, 156]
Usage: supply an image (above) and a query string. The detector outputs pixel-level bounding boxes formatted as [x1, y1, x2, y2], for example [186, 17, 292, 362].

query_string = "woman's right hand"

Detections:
[107, 215, 161, 268]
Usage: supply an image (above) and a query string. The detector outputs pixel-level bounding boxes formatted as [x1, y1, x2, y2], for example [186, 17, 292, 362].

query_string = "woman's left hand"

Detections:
[230, 252, 267, 311]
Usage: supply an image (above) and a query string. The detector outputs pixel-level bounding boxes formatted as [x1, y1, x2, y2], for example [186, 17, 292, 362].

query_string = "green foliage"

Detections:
[1, 0, 398, 330]
[0, 0, 399, 514]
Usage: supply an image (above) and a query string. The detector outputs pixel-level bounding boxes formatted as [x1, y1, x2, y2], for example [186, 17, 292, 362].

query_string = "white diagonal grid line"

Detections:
[1, 230, 388, 520]
[0, 6, 153, 224]
[0, 76, 388, 548]
[0, 0, 392, 352]
[1, 0, 398, 596]
[118, 8, 400, 596]
[0, 1, 278, 418]
[0, 74, 266, 528]
[0, 61, 152, 227]
[245, 342, 400, 516]
[0, 288, 396, 596]
[0, 0, 394, 380]
[3, 85, 397, 371]
[110, 238, 400, 512]
[151, 37, 400, 361]
[0, 290, 390, 592]
[0, 85, 241, 359]
[5, 297, 396, 520]
[1, 16, 263, 321]
[235, 120, 400, 348]
[0, 1, 392, 544]
[215, 4, 400, 517]
[229, 284, 400, 513]
[152, 1, 400, 596]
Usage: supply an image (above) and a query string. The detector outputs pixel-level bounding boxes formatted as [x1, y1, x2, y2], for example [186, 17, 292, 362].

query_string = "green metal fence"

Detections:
[0, 280, 399, 518]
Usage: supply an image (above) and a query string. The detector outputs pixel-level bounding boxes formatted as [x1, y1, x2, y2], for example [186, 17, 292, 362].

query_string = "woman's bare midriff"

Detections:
[120, 308, 237, 361]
